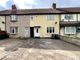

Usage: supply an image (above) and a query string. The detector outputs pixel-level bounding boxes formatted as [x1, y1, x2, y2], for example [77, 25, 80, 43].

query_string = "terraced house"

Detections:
[0, 3, 80, 38]
[0, 16, 5, 31]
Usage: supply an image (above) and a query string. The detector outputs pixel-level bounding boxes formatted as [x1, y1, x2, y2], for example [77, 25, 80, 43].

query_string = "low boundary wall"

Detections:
[60, 36, 80, 46]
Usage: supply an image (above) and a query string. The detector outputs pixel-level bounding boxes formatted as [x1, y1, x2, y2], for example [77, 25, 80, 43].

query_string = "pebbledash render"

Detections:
[0, 3, 80, 38]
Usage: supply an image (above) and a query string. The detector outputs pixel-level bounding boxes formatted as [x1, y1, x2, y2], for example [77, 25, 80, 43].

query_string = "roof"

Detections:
[0, 7, 80, 15]
[0, 8, 64, 15]
[57, 7, 80, 13]
[60, 21, 80, 26]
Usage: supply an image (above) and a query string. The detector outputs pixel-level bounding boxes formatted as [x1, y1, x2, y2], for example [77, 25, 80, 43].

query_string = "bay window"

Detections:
[65, 27, 76, 34]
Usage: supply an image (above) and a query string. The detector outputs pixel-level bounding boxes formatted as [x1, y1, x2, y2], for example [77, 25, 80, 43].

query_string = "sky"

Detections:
[0, 0, 80, 10]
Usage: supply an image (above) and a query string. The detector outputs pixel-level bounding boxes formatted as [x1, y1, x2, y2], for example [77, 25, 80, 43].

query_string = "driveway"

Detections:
[0, 38, 80, 60]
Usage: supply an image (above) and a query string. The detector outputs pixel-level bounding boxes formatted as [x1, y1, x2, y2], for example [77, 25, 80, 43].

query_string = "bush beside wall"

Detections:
[0, 31, 9, 40]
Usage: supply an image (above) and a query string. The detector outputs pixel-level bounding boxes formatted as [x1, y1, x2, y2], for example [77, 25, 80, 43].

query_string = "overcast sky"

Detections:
[0, 0, 80, 10]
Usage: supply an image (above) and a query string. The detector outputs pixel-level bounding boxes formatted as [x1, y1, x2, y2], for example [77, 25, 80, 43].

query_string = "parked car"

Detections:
[0, 31, 9, 40]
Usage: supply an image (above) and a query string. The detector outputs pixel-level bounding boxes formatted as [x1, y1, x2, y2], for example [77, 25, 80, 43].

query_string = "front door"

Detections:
[25, 27, 29, 37]
[34, 28, 40, 37]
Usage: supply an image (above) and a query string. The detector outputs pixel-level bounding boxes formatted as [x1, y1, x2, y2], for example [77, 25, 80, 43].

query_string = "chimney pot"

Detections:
[52, 3, 56, 9]
[11, 4, 17, 14]
[12, 5, 16, 10]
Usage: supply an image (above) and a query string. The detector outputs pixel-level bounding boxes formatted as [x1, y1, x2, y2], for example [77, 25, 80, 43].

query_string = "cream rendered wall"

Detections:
[0, 16, 5, 31]
[30, 15, 60, 37]
[78, 14, 80, 21]
[60, 27, 64, 36]
[6, 15, 30, 38]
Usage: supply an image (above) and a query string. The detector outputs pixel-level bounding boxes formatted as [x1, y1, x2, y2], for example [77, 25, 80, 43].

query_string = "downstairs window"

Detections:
[10, 27, 18, 34]
[65, 27, 76, 34]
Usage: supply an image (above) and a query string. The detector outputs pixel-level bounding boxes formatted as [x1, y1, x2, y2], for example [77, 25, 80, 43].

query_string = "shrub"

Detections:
[0, 31, 9, 40]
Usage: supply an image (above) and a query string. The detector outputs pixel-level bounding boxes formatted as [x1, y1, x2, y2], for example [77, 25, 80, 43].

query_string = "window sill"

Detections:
[65, 34, 75, 35]
[10, 33, 17, 35]
[10, 20, 17, 22]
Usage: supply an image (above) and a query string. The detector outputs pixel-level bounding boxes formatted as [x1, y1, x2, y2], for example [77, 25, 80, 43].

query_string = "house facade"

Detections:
[0, 3, 80, 38]
[60, 14, 80, 38]
[6, 15, 30, 38]
[30, 14, 60, 38]
[5, 5, 30, 38]
[0, 16, 5, 31]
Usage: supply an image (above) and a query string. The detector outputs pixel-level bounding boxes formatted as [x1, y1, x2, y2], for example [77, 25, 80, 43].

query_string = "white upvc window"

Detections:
[11, 15, 17, 21]
[64, 14, 73, 21]
[47, 27, 54, 33]
[10, 27, 18, 34]
[77, 27, 80, 33]
[47, 15, 54, 20]
[65, 27, 76, 34]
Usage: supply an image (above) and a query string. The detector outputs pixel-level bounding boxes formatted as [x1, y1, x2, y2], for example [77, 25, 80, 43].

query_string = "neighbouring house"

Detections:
[59, 9, 80, 38]
[0, 3, 80, 38]
[0, 16, 5, 31]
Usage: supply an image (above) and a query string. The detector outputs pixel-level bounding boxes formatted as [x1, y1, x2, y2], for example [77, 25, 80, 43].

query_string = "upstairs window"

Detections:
[64, 14, 73, 20]
[47, 15, 54, 20]
[11, 15, 17, 21]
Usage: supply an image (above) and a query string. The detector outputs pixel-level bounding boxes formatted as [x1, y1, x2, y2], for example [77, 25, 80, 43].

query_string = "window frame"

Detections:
[47, 27, 50, 33]
[76, 27, 80, 33]
[47, 27, 54, 33]
[64, 14, 73, 21]
[11, 15, 17, 22]
[64, 27, 76, 35]
[10, 27, 18, 34]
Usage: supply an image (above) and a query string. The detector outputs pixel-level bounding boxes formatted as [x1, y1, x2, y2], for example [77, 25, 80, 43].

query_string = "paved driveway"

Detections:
[0, 38, 80, 60]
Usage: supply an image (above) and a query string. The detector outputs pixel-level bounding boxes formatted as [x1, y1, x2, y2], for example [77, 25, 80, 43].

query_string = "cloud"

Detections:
[13, 0, 38, 9]
[0, 0, 51, 10]
[56, 0, 80, 7]
[34, 0, 53, 8]
[6, 0, 14, 8]
[0, 0, 9, 8]
[0, 6, 5, 10]
[0, 0, 80, 10]
[0, 0, 38, 9]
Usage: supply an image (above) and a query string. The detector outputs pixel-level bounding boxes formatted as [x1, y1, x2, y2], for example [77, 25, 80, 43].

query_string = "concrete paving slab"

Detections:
[0, 39, 80, 60]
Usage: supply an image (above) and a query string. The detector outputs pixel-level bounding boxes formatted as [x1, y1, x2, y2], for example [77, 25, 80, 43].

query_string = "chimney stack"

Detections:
[12, 4, 17, 14]
[52, 3, 56, 9]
